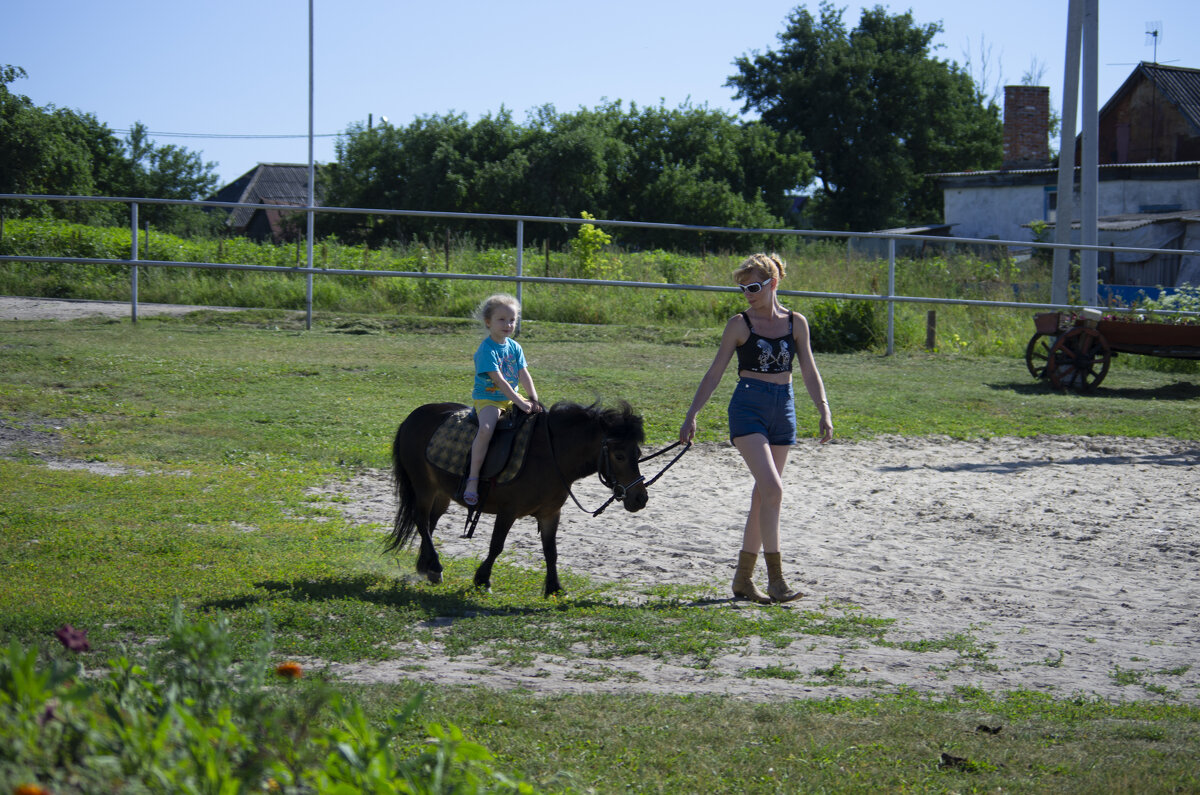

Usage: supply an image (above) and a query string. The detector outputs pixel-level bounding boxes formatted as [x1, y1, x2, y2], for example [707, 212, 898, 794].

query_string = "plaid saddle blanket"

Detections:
[425, 408, 538, 484]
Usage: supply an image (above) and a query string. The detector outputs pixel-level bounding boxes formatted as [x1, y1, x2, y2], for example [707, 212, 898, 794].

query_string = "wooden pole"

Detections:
[925, 310, 937, 351]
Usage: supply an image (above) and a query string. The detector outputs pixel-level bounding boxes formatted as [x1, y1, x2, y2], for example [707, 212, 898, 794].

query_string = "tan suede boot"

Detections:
[764, 552, 804, 603]
[731, 551, 771, 604]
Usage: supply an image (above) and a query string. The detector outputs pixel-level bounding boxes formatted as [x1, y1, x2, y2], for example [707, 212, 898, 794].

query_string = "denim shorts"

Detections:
[727, 378, 796, 445]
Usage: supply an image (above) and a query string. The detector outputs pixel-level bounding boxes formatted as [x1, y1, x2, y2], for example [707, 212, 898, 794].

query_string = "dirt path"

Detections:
[309, 436, 1200, 702]
[0, 295, 240, 321]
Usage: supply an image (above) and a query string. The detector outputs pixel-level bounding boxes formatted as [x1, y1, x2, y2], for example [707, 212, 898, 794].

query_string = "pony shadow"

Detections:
[201, 573, 617, 616]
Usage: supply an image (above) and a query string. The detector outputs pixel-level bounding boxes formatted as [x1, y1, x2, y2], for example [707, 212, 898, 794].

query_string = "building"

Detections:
[933, 65, 1200, 287]
[206, 163, 318, 243]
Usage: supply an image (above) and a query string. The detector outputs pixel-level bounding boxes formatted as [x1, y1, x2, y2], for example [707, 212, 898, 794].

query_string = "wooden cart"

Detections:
[1025, 308, 1200, 391]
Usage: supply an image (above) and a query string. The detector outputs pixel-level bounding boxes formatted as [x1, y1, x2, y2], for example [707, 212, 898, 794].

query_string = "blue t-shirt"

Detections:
[472, 337, 527, 401]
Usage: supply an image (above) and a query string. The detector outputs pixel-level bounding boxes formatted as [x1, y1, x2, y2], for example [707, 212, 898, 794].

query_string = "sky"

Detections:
[4, 0, 1198, 189]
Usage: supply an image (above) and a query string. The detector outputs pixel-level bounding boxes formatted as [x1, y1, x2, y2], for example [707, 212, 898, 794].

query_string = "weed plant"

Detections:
[0, 604, 533, 793]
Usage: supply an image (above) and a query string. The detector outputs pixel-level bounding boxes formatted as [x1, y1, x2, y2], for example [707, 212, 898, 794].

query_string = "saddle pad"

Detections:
[425, 408, 537, 484]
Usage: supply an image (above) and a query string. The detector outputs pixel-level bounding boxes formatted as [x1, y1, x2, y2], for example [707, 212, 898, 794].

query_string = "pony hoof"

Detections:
[420, 570, 442, 585]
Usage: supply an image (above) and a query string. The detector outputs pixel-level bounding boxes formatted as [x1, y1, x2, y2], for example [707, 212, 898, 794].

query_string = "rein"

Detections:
[546, 413, 691, 516]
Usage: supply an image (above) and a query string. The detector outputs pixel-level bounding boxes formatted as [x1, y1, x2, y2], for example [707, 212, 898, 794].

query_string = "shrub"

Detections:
[0, 604, 536, 793]
[806, 299, 883, 353]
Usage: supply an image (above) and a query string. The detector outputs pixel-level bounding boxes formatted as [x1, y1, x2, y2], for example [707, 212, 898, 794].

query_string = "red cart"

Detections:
[1026, 308, 1200, 391]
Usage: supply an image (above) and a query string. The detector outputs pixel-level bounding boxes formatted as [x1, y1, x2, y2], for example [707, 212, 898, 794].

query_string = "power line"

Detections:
[111, 129, 343, 139]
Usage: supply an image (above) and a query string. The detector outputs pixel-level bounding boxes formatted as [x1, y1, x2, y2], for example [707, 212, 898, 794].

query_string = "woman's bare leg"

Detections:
[733, 435, 790, 553]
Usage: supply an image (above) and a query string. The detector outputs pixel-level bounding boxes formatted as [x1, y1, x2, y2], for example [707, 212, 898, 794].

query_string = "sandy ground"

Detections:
[0, 295, 240, 321]
[307, 436, 1200, 703]
[5, 297, 1198, 702]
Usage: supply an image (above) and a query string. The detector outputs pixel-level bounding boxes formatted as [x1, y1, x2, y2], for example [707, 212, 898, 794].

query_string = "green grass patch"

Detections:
[2, 311, 1199, 793]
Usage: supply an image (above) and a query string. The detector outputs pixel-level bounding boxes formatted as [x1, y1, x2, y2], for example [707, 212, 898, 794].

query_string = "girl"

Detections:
[679, 253, 833, 603]
[465, 294, 541, 506]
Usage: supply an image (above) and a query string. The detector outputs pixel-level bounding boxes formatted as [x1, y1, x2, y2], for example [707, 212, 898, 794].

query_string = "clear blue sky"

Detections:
[4, 0, 1197, 188]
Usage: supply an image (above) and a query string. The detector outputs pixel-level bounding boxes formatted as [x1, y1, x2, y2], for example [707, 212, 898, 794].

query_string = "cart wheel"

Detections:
[1047, 327, 1111, 392]
[1024, 333, 1054, 379]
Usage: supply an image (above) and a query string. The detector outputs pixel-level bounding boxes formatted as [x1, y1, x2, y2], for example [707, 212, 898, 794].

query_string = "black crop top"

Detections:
[735, 311, 795, 374]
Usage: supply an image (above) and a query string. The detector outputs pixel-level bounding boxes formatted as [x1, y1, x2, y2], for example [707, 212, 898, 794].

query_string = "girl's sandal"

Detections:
[463, 477, 480, 506]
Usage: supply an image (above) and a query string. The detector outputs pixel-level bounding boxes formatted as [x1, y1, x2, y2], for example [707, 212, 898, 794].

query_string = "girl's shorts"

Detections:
[474, 398, 514, 414]
[727, 378, 796, 445]
[470, 398, 513, 417]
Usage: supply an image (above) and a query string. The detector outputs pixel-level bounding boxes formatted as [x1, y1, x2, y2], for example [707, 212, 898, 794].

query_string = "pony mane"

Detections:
[549, 400, 644, 444]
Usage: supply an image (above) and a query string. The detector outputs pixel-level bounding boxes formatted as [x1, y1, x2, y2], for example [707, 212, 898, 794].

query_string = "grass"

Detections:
[2, 310, 1199, 792]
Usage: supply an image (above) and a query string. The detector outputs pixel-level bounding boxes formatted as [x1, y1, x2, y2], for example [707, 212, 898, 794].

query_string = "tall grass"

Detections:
[1, 218, 1054, 357]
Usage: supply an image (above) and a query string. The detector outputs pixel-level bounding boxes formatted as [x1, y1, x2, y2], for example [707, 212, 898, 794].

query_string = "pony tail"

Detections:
[388, 426, 420, 552]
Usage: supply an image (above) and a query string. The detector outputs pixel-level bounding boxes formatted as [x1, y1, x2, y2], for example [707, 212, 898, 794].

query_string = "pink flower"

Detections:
[54, 624, 90, 653]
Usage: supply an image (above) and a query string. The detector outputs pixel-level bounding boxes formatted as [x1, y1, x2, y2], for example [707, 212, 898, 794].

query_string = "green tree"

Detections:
[117, 121, 220, 233]
[1, 66, 219, 233]
[322, 100, 812, 251]
[1, 64, 103, 220]
[727, 2, 1001, 232]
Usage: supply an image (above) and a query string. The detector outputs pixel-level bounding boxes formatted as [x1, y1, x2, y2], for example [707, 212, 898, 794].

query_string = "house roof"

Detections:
[1024, 209, 1200, 232]
[931, 160, 1200, 183]
[1103, 62, 1200, 136]
[208, 163, 316, 229]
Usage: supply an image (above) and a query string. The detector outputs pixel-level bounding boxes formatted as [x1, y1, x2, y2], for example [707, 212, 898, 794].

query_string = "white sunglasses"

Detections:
[738, 279, 772, 294]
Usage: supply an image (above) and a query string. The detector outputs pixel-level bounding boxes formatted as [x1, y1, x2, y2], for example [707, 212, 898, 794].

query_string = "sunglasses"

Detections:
[738, 279, 772, 294]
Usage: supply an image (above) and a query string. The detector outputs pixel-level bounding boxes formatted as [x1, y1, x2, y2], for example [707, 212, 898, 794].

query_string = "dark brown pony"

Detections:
[388, 400, 648, 596]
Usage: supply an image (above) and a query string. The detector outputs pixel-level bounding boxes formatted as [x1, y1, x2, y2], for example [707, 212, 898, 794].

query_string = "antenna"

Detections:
[1145, 21, 1161, 63]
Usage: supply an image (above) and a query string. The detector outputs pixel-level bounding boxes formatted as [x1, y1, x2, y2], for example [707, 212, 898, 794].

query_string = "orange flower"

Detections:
[15, 784, 51, 795]
[275, 661, 303, 680]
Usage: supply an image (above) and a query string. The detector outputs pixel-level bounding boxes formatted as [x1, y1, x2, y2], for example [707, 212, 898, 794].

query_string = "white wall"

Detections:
[943, 177, 1200, 243]
[942, 185, 1047, 242]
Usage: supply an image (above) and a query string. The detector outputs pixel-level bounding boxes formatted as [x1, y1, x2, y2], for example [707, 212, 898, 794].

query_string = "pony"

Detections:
[388, 400, 648, 596]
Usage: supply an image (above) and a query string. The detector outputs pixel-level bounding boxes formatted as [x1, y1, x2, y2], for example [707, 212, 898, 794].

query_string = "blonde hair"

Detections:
[475, 293, 521, 326]
[733, 253, 787, 284]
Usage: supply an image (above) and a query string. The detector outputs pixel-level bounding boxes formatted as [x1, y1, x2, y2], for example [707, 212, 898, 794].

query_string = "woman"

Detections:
[679, 253, 833, 603]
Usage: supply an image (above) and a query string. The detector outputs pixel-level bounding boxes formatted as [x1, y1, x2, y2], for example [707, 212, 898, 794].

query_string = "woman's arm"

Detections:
[793, 314, 833, 443]
[679, 316, 743, 443]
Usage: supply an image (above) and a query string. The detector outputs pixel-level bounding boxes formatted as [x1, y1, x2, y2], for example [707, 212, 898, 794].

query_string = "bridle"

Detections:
[555, 425, 691, 517]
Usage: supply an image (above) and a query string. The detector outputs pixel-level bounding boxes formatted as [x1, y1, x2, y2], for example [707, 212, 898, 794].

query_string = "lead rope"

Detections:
[544, 410, 692, 517]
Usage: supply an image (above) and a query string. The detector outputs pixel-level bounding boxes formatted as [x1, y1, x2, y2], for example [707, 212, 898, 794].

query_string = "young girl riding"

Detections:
[465, 294, 541, 506]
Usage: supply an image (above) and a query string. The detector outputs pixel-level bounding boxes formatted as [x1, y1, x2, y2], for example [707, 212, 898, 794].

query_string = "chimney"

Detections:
[1002, 85, 1050, 168]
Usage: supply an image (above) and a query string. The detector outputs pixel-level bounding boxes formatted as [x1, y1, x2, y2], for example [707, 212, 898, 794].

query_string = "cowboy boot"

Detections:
[764, 552, 804, 603]
[731, 550, 771, 604]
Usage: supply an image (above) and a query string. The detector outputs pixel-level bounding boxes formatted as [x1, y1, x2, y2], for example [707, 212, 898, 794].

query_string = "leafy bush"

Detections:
[0, 604, 535, 793]
[806, 299, 884, 353]
[568, 212, 619, 280]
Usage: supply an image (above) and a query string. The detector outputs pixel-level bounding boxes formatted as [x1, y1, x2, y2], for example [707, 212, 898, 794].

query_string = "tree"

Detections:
[321, 100, 812, 251]
[1, 64, 102, 220]
[117, 122, 220, 231]
[1, 66, 219, 232]
[727, 2, 1002, 231]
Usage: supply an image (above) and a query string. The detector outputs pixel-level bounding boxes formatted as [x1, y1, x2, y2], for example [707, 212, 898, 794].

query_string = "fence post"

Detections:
[886, 237, 895, 356]
[515, 220, 524, 336]
[130, 202, 139, 324]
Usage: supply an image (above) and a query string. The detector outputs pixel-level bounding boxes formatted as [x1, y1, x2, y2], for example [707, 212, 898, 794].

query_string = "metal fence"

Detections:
[2, 192, 1198, 354]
